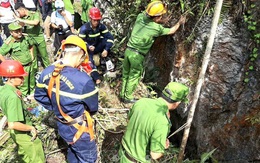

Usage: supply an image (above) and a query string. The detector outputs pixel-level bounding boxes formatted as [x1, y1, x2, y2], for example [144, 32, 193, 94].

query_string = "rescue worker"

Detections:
[78, 7, 114, 71]
[63, 0, 75, 31]
[51, 0, 73, 55]
[81, 0, 93, 23]
[119, 82, 189, 162]
[120, 1, 186, 103]
[34, 35, 99, 163]
[0, 60, 45, 163]
[14, 2, 50, 69]
[0, 22, 36, 96]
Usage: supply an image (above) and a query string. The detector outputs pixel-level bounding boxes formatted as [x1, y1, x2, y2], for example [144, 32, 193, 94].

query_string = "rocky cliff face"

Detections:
[95, 0, 260, 161]
[166, 2, 260, 162]
[185, 17, 260, 161]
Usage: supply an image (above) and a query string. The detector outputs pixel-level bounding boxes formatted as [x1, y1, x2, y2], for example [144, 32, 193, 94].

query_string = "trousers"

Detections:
[120, 48, 145, 100]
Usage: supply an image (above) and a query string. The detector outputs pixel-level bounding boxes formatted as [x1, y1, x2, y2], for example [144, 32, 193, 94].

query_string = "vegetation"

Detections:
[242, 0, 259, 83]
[0, 0, 259, 162]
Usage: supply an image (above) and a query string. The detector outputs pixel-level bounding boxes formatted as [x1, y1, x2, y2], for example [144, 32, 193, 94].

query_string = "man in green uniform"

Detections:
[120, 1, 186, 103]
[63, 0, 75, 32]
[0, 22, 36, 96]
[81, 0, 93, 23]
[14, 2, 50, 68]
[119, 82, 189, 162]
[0, 60, 45, 163]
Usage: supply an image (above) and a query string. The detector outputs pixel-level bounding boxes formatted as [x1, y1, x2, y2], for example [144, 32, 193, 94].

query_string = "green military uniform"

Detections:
[0, 23, 37, 95]
[64, 0, 75, 15]
[120, 98, 171, 162]
[81, 0, 93, 23]
[22, 10, 50, 68]
[0, 85, 45, 163]
[120, 12, 170, 100]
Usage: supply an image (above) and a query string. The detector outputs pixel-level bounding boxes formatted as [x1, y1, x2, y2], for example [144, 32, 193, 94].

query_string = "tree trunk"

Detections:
[177, 0, 224, 162]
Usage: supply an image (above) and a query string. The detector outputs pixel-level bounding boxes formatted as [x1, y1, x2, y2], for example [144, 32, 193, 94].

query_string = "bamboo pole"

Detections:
[177, 0, 223, 162]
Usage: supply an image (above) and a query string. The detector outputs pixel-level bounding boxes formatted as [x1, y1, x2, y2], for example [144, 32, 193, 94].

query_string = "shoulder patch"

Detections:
[4, 37, 14, 45]
[15, 90, 22, 99]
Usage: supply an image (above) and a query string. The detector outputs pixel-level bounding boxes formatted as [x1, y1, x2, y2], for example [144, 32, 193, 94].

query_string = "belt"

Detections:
[55, 114, 86, 126]
[127, 47, 145, 56]
[122, 146, 140, 163]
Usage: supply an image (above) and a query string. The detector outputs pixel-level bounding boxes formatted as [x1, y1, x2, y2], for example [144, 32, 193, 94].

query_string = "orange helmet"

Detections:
[0, 60, 28, 77]
[89, 7, 102, 20]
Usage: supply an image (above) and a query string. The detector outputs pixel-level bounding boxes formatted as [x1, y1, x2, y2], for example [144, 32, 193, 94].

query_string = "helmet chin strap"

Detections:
[78, 54, 86, 67]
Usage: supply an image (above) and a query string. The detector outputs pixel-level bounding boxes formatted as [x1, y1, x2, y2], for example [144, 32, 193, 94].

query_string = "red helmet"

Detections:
[89, 7, 102, 20]
[0, 60, 28, 77]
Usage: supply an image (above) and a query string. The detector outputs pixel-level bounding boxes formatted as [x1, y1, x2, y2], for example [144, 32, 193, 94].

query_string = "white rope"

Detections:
[168, 122, 188, 139]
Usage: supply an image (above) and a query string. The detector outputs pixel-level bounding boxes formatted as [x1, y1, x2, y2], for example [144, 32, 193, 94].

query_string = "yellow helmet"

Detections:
[62, 35, 87, 54]
[146, 1, 167, 16]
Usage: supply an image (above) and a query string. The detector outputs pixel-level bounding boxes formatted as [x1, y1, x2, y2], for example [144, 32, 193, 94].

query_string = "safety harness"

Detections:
[47, 64, 95, 144]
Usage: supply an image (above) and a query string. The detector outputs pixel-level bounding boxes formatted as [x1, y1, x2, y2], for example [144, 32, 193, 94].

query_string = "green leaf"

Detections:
[250, 4, 255, 8]
[244, 78, 249, 83]
[200, 148, 217, 163]
[118, 58, 124, 62]
[253, 48, 258, 53]
[179, 0, 185, 13]
[254, 34, 260, 39]
[248, 26, 256, 31]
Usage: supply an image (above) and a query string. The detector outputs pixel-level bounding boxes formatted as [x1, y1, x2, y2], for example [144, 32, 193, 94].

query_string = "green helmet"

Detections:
[162, 82, 189, 103]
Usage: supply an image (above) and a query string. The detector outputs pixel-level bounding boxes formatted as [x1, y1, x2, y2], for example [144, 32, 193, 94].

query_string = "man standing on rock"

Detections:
[119, 82, 189, 162]
[120, 1, 186, 103]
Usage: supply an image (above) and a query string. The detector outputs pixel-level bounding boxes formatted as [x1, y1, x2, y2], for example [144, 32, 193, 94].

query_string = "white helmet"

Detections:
[55, 0, 64, 9]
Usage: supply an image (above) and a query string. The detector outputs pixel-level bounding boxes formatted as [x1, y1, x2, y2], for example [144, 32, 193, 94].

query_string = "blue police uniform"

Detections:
[34, 63, 99, 163]
[79, 22, 114, 62]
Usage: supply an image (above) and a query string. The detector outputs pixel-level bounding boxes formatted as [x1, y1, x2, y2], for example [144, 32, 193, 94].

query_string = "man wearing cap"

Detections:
[120, 1, 186, 103]
[14, 2, 50, 69]
[51, 0, 73, 55]
[0, 60, 45, 163]
[119, 82, 189, 162]
[0, 22, 36, 96]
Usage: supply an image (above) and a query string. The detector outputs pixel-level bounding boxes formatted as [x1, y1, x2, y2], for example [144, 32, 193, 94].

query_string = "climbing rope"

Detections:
[168, 122, 188, 139]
